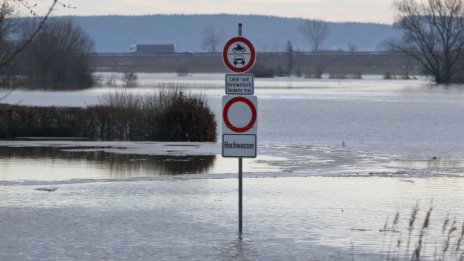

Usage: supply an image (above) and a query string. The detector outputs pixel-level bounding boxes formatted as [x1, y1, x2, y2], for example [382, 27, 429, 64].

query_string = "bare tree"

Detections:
[201, 25, 223, 53]
[0, 0, 65, 67]
[0, 1, 18, 86]
[0, 1, 18, 54]
[347, 43, 357, 53]
[393, 0, 464, 84]
[299, 19, 330, 52]
[285, 40, 295, 76]
[20, 18, 95, 89]
[0, 0, 70, 100]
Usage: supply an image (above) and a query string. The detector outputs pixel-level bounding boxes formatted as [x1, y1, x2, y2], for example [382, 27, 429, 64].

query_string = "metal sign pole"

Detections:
[239, 157, 243, 238]
[238, 22, 243, 239]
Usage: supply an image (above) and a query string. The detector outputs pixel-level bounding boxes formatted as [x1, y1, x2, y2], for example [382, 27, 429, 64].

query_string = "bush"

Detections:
[383, 71, 396, 79]
[176, 67, 189, 77]
[304, 70, 323, 79]
[329, 72, 362, 79]
[154, 91, 217, 141]
[383, 72, 415, 80]
[0, 105, 87, 138]
[0, 88, 217, 142]
[121, 72, 138, 87]
[250, 63, 274, 78]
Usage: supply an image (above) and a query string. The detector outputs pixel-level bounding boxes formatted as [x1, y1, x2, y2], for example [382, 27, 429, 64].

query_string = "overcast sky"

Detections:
[34, 0, 395, 24]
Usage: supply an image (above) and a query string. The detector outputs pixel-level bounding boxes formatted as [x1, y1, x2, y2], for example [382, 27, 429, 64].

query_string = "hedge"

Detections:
[0, 91, 217, 142]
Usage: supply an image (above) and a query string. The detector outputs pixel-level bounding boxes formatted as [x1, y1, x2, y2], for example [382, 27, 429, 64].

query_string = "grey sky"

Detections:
[35, 0, 395, 23]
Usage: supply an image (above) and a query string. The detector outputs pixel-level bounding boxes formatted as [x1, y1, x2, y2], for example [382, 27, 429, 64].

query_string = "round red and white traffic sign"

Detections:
[222, 36, 256, 73]
[223, 96, 257, 133]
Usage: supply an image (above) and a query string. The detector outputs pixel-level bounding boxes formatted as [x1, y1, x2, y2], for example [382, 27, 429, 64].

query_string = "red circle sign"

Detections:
[223, 96, 257, 133]
[222, 36, 256, 73]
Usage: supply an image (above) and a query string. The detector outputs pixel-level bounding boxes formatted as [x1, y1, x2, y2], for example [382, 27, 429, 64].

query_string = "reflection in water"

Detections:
[219, 239, 258, 261]
[0, 146, 216, 178]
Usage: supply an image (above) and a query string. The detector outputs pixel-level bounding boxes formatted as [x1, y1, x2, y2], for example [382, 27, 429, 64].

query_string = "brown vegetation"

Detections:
[382, 203, 464, 260]
[0, 88, 217, 142]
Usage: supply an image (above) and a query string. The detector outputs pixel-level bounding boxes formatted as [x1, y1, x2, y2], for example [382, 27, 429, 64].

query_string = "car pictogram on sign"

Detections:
[233, 55, 245, 66]
[223, 36, 256, 73]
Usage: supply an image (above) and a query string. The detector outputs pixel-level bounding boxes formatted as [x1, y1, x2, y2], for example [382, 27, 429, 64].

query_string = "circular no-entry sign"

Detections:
[222, 36, 256, 73]
[223, 96, 257, 133]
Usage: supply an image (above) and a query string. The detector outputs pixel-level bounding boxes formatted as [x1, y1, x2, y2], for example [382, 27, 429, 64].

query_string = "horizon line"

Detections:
[36, 13, 393, 25]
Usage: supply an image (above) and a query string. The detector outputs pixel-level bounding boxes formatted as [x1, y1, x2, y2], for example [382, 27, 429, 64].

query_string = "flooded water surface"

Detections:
[2, 74, 464, 259]
[1, 176, 464, 260]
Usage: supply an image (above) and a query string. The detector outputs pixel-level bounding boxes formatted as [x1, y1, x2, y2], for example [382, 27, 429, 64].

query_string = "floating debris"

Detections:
[35, 187, 58, 192]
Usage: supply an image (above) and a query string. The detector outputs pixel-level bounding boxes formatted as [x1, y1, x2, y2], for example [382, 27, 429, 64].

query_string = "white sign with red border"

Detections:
[222, 95, 257, 158]
[222, 36, 256, 73]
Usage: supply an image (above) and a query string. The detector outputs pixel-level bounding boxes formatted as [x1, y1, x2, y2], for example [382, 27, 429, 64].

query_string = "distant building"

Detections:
[129, 44, 175, 54]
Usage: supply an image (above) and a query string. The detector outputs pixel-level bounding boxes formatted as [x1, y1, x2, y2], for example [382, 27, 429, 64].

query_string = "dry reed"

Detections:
[381, 202, 464, 261]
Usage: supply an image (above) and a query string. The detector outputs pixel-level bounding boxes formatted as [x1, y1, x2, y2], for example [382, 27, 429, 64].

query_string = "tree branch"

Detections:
[0, 0, 58, 67]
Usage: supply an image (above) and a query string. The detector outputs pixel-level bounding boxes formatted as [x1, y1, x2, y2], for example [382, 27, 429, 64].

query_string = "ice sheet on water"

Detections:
[1, 141, 464, 193]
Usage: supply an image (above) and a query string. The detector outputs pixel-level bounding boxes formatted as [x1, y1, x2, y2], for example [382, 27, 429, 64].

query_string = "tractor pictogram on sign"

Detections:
[232, 43, 246, 53]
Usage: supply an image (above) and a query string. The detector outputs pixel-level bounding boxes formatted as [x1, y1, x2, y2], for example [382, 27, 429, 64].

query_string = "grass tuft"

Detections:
[381, 202, 464, 261]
